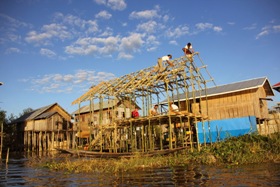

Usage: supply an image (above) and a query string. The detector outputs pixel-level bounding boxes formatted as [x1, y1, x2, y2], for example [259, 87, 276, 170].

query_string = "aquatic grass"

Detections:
[31, 133, 280, 173]
[207, 132, 280, 165]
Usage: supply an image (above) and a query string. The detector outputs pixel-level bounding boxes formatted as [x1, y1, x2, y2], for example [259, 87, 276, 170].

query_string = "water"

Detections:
[1, 154, 280, 186]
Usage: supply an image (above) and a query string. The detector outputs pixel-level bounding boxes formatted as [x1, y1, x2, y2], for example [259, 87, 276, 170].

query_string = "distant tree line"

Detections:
[0, 108, 33, 152]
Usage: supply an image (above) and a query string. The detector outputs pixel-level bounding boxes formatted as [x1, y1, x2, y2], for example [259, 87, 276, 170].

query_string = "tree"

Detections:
[0, 109, 6, 124]
[19, 107, 33, 117]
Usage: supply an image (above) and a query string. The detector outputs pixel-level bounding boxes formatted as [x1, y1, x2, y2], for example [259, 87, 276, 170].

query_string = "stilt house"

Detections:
[11, 103, 74, 151]
[73, 98, 140, 139]
[167, 77, 274, 122]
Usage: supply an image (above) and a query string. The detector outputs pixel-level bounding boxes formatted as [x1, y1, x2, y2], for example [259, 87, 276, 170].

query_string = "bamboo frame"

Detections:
[72, 55, 214, 153]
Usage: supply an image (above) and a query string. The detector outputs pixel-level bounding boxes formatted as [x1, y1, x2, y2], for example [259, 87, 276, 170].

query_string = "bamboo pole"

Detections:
[0, 121, 3, 159]
[6, 148, 9, 166]
[166, 80, 173, 150]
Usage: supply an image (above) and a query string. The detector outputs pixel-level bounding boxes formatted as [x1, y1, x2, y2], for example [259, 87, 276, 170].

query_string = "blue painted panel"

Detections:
[197, 116, 257, 144]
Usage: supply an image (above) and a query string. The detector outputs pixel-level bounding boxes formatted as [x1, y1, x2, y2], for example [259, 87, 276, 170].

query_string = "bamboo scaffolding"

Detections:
[72, 55, 214, 153]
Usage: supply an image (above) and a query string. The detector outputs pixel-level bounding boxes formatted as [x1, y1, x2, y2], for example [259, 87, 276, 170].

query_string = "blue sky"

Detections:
[0, 0, 279, 117]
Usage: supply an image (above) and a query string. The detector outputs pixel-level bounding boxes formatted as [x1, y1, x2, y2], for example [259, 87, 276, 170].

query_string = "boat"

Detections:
[55, 146, 187, 158]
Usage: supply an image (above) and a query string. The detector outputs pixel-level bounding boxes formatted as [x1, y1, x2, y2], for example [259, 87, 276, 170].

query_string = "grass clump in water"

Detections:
[34, 132, 280, 173]
[193, 132, 280, 165]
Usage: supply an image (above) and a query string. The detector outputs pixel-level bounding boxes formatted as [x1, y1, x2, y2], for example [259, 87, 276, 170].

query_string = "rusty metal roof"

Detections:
[164, 77, 274, 102]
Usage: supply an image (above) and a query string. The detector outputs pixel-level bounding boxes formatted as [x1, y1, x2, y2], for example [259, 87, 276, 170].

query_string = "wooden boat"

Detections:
[55, 146, 187, 158]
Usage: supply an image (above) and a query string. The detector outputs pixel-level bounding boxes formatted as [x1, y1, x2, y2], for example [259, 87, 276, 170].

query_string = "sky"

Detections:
[0, 0, 279, 117]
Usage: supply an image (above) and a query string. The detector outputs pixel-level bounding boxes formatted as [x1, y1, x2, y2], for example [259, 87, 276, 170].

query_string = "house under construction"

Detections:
[72, 54, 216, 153]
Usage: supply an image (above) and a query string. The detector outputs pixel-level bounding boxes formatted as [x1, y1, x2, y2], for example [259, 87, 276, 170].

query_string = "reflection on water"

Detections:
[1, 153, 280, 186]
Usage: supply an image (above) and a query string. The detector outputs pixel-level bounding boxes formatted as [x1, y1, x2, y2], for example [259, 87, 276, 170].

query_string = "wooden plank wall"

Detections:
[200, 88, 268, 120]
[50, 105, 72, 121]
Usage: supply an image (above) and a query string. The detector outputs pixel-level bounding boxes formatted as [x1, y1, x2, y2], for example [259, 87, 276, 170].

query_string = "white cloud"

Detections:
[195, 23, 213, 31]
[5, 47, 21, 54]
[63, 74, 74, 82]
[227, 22, 235, 26]
[95, 0, 106, 5]
[95, 10, 112, 19]
[40, 48, 56, 58]
[25, 69, 116, 93]
[169, 40, 178, 45]
[118, 52, 133, 60]
[65, 36, 120, 55]
[273, 25, 280, 32]
[162, 15, 169, 22]
[136, 20, 158, 33]
[213, 26, 222, 32]
[256, 30, 269, 39]
[99, 27, 113, 37]
[195, 22, 223, 33]
[25, 23, 71, 45]
[65, 33, 144, 59]
[166, 25, 190, 38]
[7, 33, 22, 43]
[0, 13, 32, 30]
[129, 9, 159, 19]
[243, 23, 257, 30]
[53, 12, 99, 33]
[255, 23, 280, 39]
[119, 33, 144, 52]
[145, 35, 159, 51]
[146, 35, 159, 45]
[94, 0, 127, 11]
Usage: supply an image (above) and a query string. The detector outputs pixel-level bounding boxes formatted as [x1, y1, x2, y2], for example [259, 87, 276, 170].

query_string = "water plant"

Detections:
[32, 132, 280, 174]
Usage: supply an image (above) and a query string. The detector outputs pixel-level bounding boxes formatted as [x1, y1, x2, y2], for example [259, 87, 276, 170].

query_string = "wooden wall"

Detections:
[75, 106, 134, 128]
[25, 113, 67, 131]
[191, 87, 269, 120]
[48, 105, 72, 121]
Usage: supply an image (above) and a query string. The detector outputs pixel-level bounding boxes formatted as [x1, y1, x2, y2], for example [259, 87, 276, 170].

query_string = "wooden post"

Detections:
[52, 116, 55, 150]
[148, 119, 152, 151]
[39, 131, 42, 152]
[6, 148, 9, 166]
[0, 121, 3, 159]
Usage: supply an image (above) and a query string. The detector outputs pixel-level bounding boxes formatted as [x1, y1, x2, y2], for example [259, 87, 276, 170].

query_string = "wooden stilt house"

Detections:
[169, 77, 274, 121]
[72, 98, 140, 141]
[163, 77, 277, 142]
[11, 103, 74, 152]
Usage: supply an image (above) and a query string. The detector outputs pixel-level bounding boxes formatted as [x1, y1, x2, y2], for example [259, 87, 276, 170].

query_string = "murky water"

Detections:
[1, 153, 280, 186]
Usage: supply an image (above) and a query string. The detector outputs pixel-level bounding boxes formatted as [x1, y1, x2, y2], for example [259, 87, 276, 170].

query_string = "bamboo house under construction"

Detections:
[72, 54, 216, 153]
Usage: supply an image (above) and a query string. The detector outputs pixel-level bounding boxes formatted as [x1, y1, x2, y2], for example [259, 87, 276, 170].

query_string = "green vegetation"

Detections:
[31, 133, 280, 174]
[189, 132, 280, 165]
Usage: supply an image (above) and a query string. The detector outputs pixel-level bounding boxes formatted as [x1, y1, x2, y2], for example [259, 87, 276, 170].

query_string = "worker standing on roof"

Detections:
[182, 42, 198, 62]
[153, 54, 174, 73]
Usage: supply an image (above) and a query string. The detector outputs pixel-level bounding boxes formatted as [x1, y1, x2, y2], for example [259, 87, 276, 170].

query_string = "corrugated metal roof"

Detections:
[11, 103, 71, 123]
[72, 99, 141, 115]
[72, 100, 116, 115]
[34, 111, 57, 120]
[163, 77, 274, 102]
[12, 103, 57, 123]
